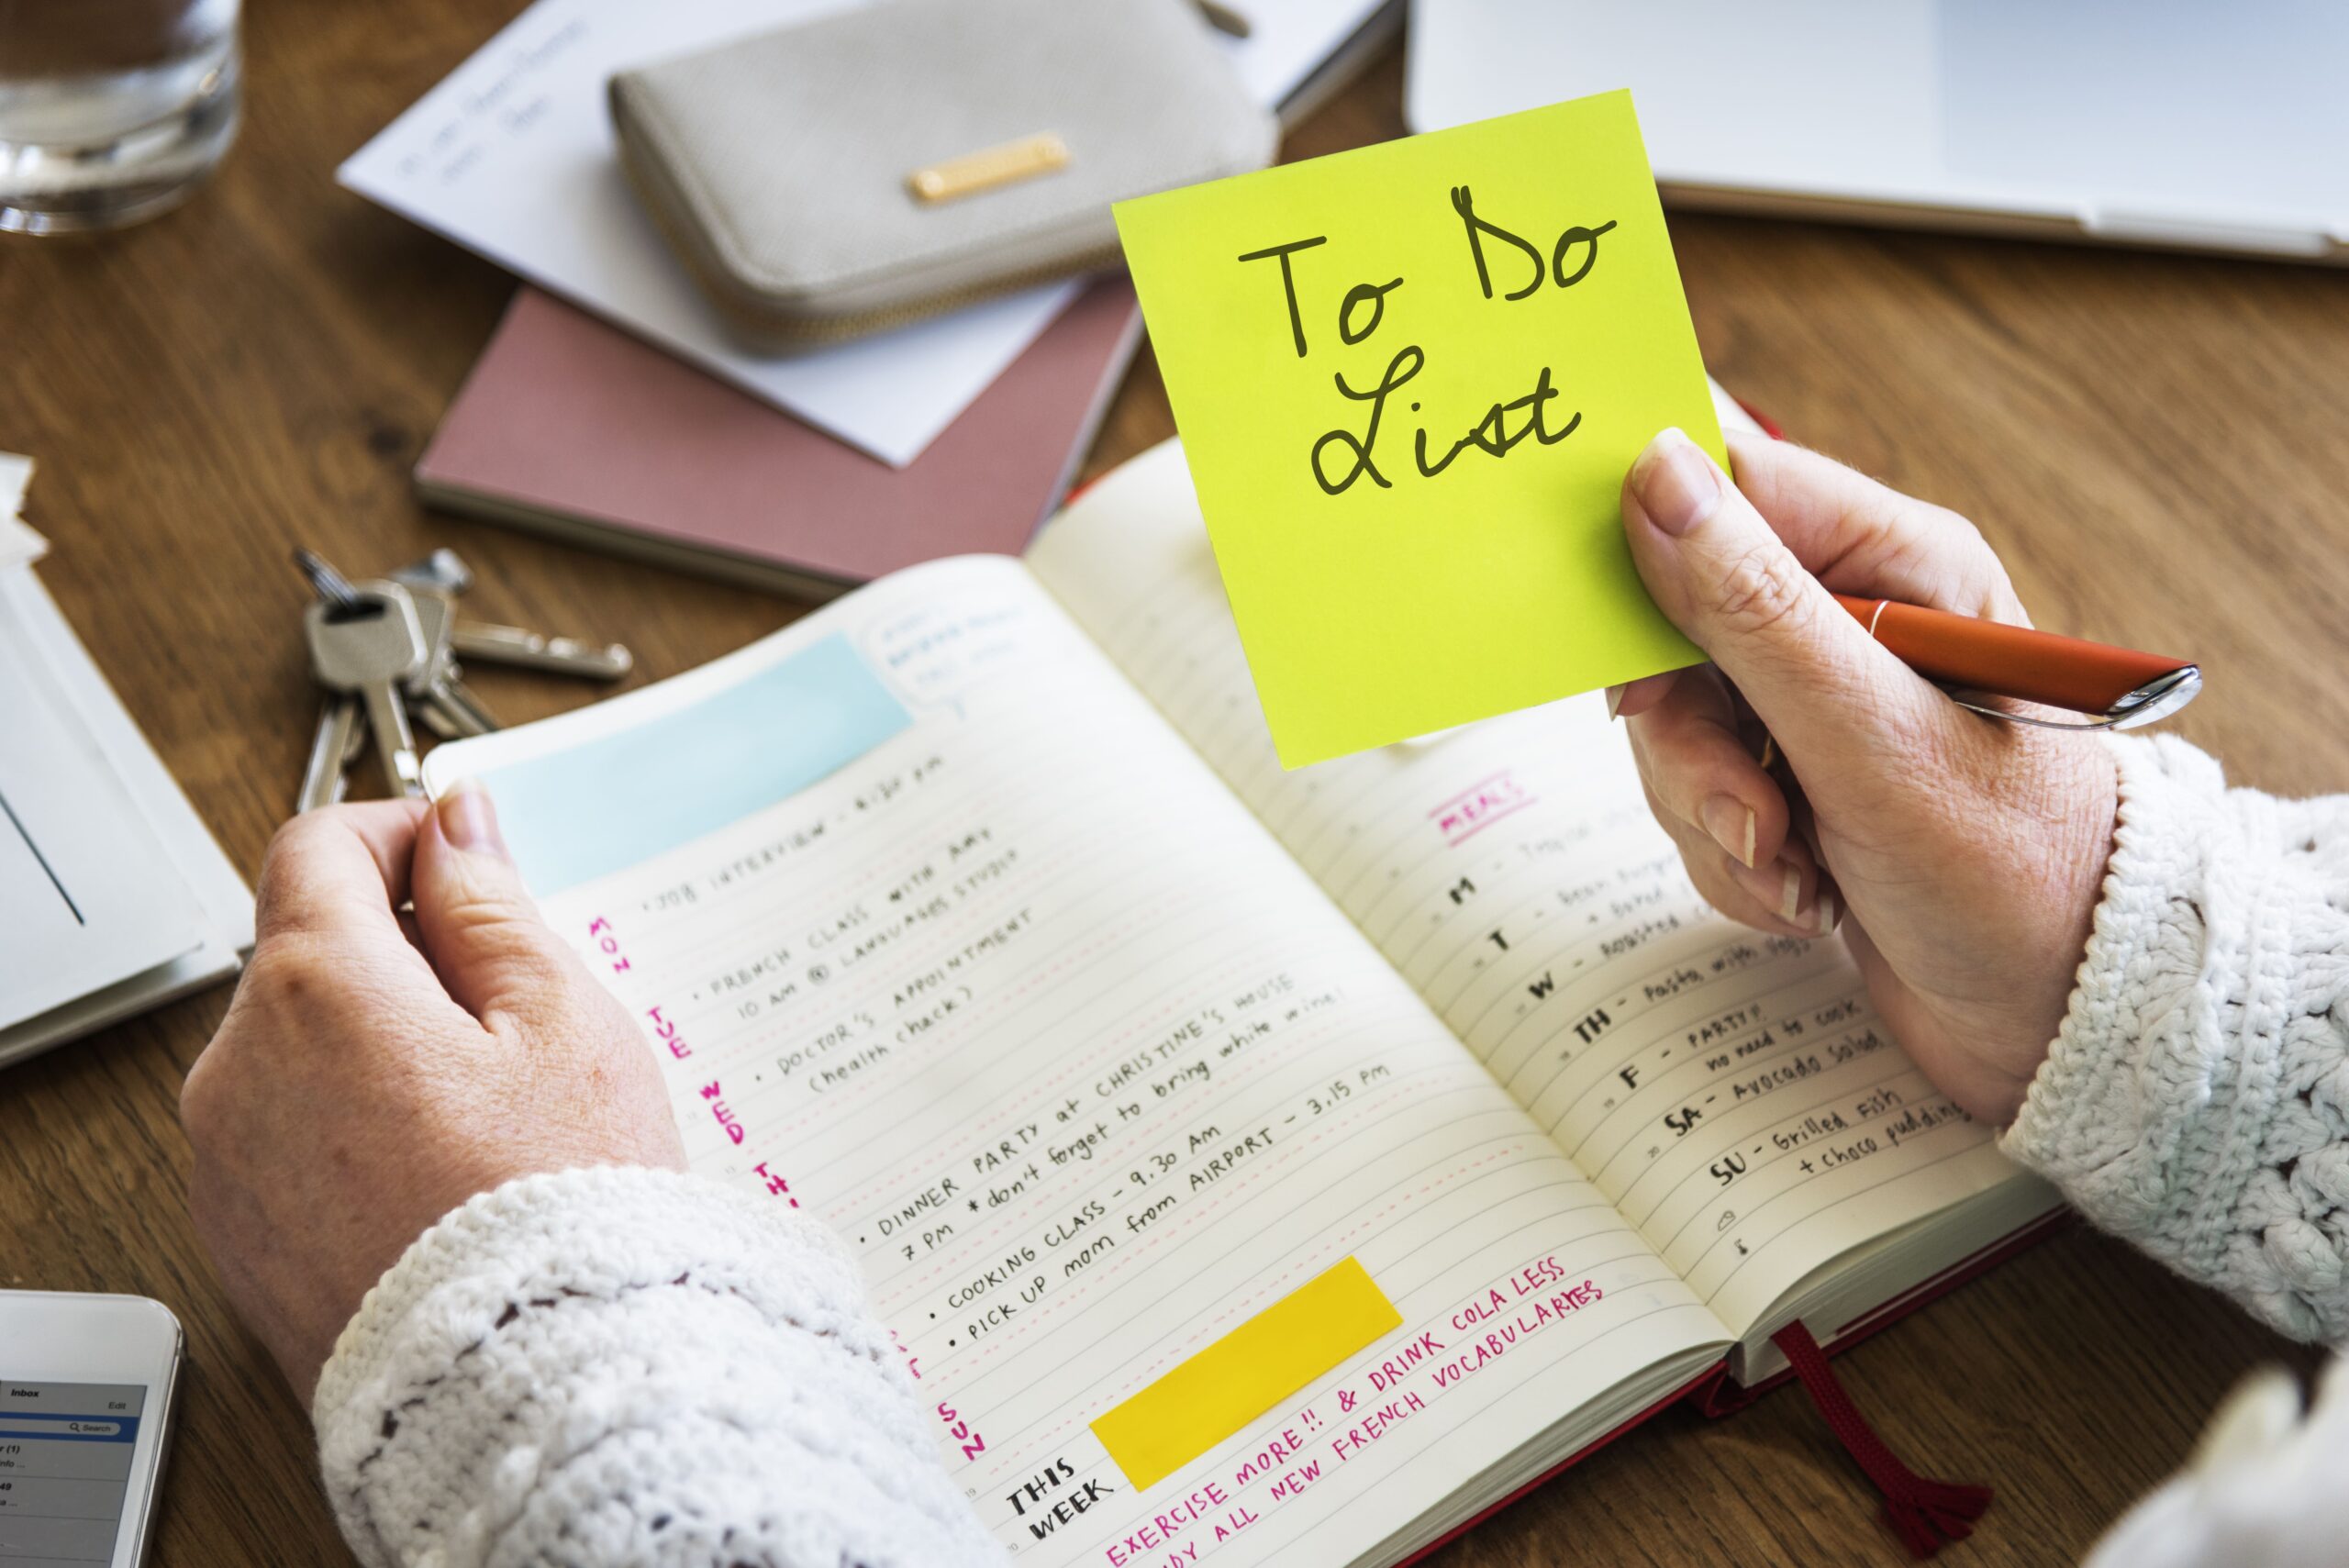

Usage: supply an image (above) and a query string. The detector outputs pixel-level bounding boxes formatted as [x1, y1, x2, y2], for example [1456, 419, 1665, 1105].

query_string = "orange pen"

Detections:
[1832, 595, 2201, 730]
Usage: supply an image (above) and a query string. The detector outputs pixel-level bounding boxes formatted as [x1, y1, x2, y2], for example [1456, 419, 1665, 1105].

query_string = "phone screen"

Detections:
[0, 1380, 150, 1564]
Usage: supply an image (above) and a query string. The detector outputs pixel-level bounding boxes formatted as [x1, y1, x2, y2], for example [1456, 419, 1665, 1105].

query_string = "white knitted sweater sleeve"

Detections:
[2002, 733, 2349, 1342]
[310, 1165, 1007, 1568]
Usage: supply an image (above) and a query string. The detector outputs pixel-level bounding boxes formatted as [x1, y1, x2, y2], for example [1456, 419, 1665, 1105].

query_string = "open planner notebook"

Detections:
[422, 412, 2060, 1567]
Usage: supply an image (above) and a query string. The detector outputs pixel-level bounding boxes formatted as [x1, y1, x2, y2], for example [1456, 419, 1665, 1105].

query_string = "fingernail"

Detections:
[436, 776, 508, 857]
[1816, 891, 1838, 936]
[1778, 862, 1803, 922]
[1757, 732, 1777, 771]
[1629, 428, 1722, 538]
[1606, 684, 1624, 720]
[1701, 795, 1756, 868]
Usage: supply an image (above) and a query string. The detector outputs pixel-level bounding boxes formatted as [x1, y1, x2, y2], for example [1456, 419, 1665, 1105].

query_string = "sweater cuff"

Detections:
[313, 1165, 874, 1442]
[1999, 733, 2227, 1195]
[1999, 735, 2349, 1341]
[311, 1165, 1000, 1568]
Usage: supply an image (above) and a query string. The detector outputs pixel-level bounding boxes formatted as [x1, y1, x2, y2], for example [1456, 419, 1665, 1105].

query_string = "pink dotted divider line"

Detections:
[872, 1005, 1362, 1301]
[1005, 1143, 1528, 1456]
[917, 1069, 1482, 1382]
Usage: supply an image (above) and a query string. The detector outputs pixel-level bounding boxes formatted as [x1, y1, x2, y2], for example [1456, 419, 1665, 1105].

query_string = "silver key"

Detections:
[411, 679, 495, 741]
[293, 547, 376, 811]
[400, 584, 499, 740]
[426, 670, 499, 737]
[305, 584, 429, 797]
[451, 620, 633, 681]
[389, 548, 475, 598]
[295, 548, 363, 614]
[387, 551, 497, 738]
[297, 695, 362, 813]
[389, 545, 629, 684]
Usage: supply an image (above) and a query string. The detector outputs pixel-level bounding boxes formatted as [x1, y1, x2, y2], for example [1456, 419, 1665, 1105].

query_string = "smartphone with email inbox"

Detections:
[0, 1293, 183, 1567]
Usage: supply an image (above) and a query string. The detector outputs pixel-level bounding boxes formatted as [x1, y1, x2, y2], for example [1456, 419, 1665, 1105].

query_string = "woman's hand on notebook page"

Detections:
[180, 784, 685, 1400]
[1608, 428, 2119, 1127]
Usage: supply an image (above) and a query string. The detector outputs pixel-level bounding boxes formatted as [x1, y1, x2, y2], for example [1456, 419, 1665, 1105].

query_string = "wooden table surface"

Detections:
[6, 4, 2346, 1564]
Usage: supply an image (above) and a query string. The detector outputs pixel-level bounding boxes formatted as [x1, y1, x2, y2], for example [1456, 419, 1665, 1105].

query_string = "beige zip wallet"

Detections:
[609, 0, 1276, 349]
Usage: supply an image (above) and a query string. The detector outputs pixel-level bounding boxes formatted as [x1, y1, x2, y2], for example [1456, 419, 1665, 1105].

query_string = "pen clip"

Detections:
[1944, 664, 2202, 731]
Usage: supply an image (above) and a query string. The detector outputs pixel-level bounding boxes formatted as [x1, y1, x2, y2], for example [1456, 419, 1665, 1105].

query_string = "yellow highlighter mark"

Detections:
[1092, 1257, 1402, 1491]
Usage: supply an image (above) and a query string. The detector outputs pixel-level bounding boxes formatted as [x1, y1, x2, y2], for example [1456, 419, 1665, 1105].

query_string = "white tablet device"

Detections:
[0, 1294, 184, 1568]
[1406, 0, 2349, 263]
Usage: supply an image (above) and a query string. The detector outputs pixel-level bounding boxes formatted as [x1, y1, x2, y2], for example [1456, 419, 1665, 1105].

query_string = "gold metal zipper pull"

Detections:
[907, 133, 1071, 205]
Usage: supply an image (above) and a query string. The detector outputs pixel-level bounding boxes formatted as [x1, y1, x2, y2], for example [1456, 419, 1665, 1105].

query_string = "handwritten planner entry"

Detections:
[496, 557, 1728, 1567]
[1028, 443, 2029, 1337]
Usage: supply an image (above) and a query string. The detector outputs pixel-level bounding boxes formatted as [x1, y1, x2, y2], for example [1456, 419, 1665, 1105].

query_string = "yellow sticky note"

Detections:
[1113, 90, 1722, 767]
[1090, 1256, 1401, 1491]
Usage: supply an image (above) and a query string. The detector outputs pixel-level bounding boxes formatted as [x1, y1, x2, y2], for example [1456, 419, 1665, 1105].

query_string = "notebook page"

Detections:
[1029, 443, 2036, 1336]
[421, 554, 1726, 1567]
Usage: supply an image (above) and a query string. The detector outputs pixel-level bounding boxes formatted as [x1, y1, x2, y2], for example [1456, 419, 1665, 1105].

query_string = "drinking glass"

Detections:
[0, 0, 239, 234]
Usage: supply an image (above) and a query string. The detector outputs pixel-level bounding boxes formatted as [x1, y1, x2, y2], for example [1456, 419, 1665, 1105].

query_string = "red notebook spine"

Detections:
[1730, 394, 1785, 440]
[1388, 1366, 1718, 1568]
[1771, 1320, 1992, 1559]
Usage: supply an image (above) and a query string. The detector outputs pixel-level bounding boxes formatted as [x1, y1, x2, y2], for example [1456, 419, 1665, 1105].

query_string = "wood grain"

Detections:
[3, 6, 2343, 1565]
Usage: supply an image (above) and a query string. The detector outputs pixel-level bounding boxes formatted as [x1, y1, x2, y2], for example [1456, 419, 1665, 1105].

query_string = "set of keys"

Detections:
[295, 547, 632, 812]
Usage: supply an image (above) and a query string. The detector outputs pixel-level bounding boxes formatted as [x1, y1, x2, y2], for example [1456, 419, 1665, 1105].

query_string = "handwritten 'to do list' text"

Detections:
[1113, 88, 1726, 768]
[1241, 193, 1619, 496]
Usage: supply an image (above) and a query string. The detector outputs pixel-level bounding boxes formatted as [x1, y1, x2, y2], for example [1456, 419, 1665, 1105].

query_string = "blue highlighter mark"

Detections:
[480, 634, 912, 896]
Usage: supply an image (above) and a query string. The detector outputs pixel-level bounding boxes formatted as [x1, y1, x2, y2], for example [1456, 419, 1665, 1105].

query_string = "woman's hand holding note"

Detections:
[1612, 429, 2120, 1123]
[1115, 90, 1721, 768]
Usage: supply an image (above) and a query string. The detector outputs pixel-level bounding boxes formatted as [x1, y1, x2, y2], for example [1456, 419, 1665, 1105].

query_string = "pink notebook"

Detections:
[416, 280, 1142, 598]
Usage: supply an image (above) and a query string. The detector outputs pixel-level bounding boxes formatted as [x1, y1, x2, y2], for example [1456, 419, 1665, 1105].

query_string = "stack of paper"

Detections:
[339, 0, 1401, 466]
[0, 457, 254, 1069]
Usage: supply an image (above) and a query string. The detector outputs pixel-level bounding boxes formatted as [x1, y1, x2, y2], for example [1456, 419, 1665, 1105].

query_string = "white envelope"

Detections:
[338, 0, 1389, 467]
